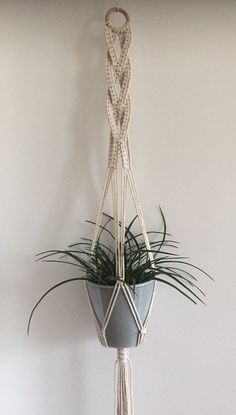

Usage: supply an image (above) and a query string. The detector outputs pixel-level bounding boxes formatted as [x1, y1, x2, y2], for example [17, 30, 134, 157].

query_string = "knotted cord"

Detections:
[89, 8, 156, 346]
[87, 8, 156, 415]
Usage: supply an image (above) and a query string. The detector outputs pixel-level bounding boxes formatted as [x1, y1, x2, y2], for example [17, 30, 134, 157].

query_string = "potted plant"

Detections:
[28, 208, 212, 347]
[28, 7, 213, 414]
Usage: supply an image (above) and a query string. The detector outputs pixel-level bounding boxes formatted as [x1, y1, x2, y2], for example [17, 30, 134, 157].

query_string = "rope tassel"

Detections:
[115, 349, 134, 415]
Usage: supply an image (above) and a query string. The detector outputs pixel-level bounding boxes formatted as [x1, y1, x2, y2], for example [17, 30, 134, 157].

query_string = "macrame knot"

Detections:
[100, 331, 107, 346]
[106, 21, 129, 34]
[117, 348, 129, 363]
[140, 328, 147, 335]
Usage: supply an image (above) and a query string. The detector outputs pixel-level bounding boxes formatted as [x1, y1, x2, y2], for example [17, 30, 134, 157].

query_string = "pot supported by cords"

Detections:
[88, 7, 156, 415]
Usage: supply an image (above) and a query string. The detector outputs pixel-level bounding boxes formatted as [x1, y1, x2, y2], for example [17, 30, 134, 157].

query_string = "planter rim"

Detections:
[86, 279, 155, 289]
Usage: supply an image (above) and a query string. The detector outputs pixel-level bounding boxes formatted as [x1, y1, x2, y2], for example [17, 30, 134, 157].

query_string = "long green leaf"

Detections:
[27, 277, 89, 335]
[153, 277, 197, 305]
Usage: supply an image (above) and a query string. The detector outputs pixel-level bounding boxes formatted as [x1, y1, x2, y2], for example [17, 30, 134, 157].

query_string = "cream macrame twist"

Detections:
[106, 23, 131, 170]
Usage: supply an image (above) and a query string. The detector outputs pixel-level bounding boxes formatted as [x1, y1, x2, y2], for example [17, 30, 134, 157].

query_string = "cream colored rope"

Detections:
[89, 7, 156, 347]
[86, 9, 158, 415]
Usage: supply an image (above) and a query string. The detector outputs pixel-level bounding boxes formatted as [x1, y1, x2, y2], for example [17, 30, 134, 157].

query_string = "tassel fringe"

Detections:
[115, 348, 134, 415]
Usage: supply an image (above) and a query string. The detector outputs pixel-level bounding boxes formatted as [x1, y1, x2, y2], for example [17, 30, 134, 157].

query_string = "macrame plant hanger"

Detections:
[87, 7, 156, 415]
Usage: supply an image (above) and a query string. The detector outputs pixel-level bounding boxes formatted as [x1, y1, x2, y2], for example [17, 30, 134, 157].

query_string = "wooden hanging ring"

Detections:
[105, 6, 130, 33]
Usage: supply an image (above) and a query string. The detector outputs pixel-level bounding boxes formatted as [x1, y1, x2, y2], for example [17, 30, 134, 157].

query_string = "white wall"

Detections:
[1, 1, 235, 414]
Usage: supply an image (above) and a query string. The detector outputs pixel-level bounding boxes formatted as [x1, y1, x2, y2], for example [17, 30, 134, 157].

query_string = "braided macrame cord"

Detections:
[86, 8, 156, 415]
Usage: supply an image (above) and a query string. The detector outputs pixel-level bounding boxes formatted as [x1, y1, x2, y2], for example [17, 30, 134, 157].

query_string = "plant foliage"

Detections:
[28, 208, 212, 333]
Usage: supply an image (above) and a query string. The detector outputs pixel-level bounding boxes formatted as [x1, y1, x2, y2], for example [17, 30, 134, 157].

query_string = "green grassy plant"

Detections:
[28, 208, 212, 333]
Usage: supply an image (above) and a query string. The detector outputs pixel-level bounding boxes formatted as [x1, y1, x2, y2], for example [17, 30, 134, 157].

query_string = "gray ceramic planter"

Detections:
[87, 280, 155, 348]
